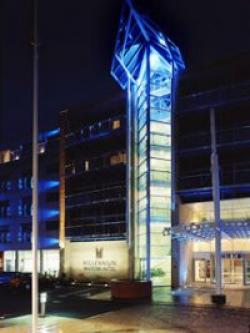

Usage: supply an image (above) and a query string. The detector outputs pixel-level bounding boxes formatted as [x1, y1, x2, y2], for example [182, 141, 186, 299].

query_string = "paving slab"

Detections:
[0, 303, 250, 333]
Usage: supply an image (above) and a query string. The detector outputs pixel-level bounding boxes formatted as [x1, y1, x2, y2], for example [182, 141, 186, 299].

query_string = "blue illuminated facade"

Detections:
[0, 131, 60, 274]
[111, 0, 184, 284]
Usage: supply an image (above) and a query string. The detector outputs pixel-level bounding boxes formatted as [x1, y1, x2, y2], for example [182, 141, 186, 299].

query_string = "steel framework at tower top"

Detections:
[111, 0, 184, 90]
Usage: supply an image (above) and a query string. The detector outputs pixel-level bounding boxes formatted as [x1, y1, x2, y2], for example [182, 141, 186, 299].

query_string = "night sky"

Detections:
[1, 0, 250, 147]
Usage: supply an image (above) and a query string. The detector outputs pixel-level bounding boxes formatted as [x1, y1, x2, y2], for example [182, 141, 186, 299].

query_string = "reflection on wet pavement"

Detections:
[1, 288, 250, 332]
[153, 286, 250, 309]
[1, 303, 250, 333]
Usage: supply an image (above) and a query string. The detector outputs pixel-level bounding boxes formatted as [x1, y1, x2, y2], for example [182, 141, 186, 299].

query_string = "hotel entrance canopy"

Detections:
[165, 221, 250, 241]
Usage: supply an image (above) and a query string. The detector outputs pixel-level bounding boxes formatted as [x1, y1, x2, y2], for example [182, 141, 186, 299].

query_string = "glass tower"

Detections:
[111, 0, 184, 285]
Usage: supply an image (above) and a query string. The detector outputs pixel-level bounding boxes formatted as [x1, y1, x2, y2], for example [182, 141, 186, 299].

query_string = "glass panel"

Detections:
[151, 207, 170, 217]
[151, 108, 170, 123]
[194, 260, 207, 282]
[151, 134, 171, 146]
[138, 173, 147, 191]
[151, 196, 171, 209]
[139, 161, 147, 175]
[151, 158, 171, 171]
[151, 121, 171, 135]
[151, 147, 171, 160]
[139, 126, 147, 141]
[223, 257, 243, 285]
[246, 259, 250, 284]
[138, 197, 147, 211]
[151, 186, 171, 197]
[151, 171, 171, 184]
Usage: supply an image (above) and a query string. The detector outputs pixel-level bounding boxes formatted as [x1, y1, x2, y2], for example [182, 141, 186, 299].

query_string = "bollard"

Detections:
[40, 292, 47, 317]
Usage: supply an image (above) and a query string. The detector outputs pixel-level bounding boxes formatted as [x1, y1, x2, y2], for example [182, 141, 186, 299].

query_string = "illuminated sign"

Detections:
[65, 240, 129, 281]
[95, 247, 103, 259]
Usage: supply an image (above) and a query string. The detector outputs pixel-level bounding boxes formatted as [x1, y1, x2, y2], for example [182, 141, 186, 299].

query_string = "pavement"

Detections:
[1, 286, 250, 332]
[1, 303, 250, 333]
[88, 286, 250, 309]
[153, 287, 250, 309]
[0, 285, 129, 319]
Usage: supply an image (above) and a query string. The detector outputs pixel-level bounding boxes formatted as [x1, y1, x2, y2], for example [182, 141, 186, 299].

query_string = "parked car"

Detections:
[0, 271, 60, 290]
[0, 272, 17, 286]
[9, 272, 31, 289]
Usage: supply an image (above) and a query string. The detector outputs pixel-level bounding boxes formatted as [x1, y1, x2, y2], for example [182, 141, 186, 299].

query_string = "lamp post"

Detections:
[210, 108, 226, 305]
[32, 0, 39, 331]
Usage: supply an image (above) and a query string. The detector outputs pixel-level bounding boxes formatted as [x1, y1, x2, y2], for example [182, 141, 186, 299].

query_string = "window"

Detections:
[110, 152, 126, 165]
[0, 227, 11, 243]
[0, 150, 11, 164]
[6, 181, 12, 191]
[38, 142, 46, 154]
[0, 180, 13, 192]
[46, 220, 59, 231]
[18, 178, 23, 190]
[112, 119, 120, 130]
[18, 197, 32, 217]
[46, 192, 58, 203]
[0, 201, 11, 217]
[85, 160, 89, 171]
[13, 150, 20, 161]
[47, 163, 58, 175]
[24, 176, 32, 189]
[17, 225, 31, 243]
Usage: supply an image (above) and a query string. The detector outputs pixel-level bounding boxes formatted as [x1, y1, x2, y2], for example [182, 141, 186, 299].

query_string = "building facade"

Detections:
[0, 130, 60, 275]
[173, 58, 250, 288]
[59, 105, 129, 281]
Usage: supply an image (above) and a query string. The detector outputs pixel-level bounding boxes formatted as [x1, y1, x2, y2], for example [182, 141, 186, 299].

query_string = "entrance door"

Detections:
[245, 259, 250, 284]
[223, 257, 243, 285]
[194, 259, 211, 283]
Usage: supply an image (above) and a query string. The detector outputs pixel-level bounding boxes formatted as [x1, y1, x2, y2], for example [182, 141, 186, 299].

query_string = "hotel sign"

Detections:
[82, 247, 117, 273]
[66, 240, 129, 281]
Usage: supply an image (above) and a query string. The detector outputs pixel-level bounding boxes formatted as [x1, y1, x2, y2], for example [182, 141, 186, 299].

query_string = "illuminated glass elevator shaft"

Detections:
[111, 0, 184, 286]
[132, 47, 173, 284]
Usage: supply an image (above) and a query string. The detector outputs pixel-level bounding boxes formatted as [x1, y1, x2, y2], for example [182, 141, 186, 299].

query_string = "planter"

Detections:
[111, 280, 152, 301]
[211, 294, 226, 305]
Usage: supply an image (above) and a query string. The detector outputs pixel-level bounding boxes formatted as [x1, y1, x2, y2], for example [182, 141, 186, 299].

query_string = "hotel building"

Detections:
[1, 0, 250, 290]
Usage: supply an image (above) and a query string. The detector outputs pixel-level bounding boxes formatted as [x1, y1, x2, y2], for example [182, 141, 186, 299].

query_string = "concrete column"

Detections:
[59, 109, 69, 276]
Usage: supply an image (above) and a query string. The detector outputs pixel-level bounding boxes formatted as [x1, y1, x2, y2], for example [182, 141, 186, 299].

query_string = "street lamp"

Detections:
[31, 0, 39, 331]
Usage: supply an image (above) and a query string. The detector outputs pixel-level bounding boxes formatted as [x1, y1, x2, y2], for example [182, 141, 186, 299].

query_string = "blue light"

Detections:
[40, 180, 59, 191]
[43, 209, 59, 219]
[40, 237, 59, 247]
[158, 34, 166, 46]
[39, 128, 60, 140]
[180, 265, 188, 285]
[111, 0, 184, 89]
[46, 180, 59, 188]
[150, 51, 160, 69]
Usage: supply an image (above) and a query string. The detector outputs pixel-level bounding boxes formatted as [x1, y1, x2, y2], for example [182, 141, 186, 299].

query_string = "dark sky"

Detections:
[1, 0, 250, 147]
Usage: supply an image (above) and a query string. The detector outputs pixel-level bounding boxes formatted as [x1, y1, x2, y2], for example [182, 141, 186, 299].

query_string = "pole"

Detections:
[210, 108, 223, 297]
[32, 0, 39, 331]
[145, 45, 151, 281]
[126, 79, 134, 280]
